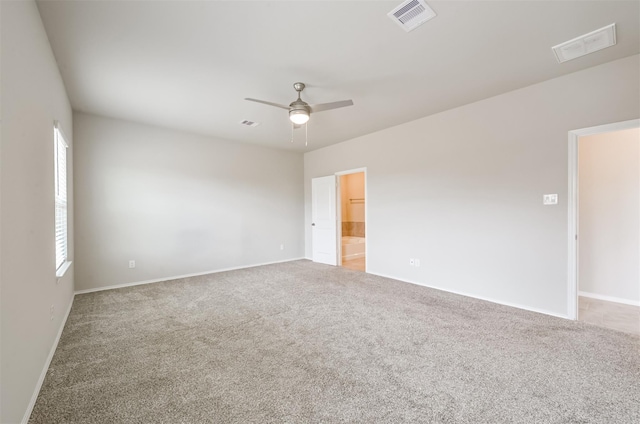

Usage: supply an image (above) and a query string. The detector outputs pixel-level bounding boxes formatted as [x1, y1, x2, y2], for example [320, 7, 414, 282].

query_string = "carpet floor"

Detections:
[30, 260, 640, 423]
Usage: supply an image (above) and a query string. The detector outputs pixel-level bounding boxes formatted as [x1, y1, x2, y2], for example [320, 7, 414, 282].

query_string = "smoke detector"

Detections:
[388, 0, 436, 33]
[552, 23, 617, 63]
[239, 120, 259, 127]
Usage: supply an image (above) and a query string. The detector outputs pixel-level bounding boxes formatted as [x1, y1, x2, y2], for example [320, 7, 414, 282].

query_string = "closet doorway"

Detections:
[337, 169, 366, 272]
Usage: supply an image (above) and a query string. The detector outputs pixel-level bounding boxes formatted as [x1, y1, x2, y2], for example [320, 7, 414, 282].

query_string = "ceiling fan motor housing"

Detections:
[289, 99, 310, 111]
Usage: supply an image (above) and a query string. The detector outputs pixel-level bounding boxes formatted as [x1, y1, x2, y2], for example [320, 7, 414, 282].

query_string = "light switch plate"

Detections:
[543, 194, 558, 205]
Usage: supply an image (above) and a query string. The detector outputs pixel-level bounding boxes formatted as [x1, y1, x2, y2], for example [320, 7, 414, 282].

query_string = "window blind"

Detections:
[54, 125, 68, 270]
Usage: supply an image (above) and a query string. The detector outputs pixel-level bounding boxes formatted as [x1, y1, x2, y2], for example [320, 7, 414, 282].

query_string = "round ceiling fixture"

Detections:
[289, 108, 309, 125]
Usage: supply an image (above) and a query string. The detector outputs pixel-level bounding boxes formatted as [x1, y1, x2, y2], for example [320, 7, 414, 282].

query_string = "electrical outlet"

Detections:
[50, 305, 55, 321]
[129, 260, 136, 269]
[543, 194, 558, 205]
[280, 244, 285, 251]
[409, 258, 415, 266]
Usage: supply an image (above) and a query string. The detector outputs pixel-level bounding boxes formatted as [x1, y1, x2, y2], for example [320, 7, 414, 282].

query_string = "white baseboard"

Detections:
[21, 296, 74, 424]
[368, 271, 570, 320]
[578, 291, 640, 307]
[74, 257, 306, 295]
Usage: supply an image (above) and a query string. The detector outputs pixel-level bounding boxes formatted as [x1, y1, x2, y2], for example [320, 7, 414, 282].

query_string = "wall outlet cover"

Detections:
[543, 194, 558, 205]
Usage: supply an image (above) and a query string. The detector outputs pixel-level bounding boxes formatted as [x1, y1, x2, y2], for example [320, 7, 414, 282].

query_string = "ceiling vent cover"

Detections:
[388, 0, 436, 32]
[240, 120, 259, 127]
[552, 23, 617, 63]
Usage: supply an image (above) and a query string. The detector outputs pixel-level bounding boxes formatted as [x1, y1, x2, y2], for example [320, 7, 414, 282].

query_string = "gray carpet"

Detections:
[30, 260, 640, 423]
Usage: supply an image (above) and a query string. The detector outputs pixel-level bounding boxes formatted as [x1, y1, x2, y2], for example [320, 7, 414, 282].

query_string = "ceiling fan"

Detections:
[245, 82, 353, 127]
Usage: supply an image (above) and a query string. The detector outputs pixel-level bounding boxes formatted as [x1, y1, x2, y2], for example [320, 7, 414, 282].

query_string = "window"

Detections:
[54, 123, 68, 271]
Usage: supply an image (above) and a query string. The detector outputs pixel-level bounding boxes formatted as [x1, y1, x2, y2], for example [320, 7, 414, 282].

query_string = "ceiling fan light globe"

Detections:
[289, 110, 309, 125]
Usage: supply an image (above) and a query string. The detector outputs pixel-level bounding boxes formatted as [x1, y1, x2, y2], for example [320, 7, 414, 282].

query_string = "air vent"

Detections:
[552, 23, 616, 63]
[388, 0, 436, 32]
[240, 120, 259, 127]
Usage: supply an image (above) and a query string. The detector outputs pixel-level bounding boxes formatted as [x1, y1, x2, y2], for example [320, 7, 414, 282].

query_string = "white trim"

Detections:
[369, 271, 570, 320]
[568, 131, 578, 320]
[335, 167, 367, 176]
[56, 260, 72, 279]
[567, 119, 640, 320]
[21, 297, 74, 424]
[74, 258, 305, 295]
[579, 291, 640, 307]
[53, 120, 69, 148]
[336, 176, 343, 267]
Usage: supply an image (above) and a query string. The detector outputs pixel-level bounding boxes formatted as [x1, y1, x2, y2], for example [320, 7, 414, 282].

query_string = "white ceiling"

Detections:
[36, 1, 640, 152]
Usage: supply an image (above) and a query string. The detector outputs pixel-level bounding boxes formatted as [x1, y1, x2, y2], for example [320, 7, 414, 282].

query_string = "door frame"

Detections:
[335, 167, 368, 272]
[567, 119, 640, 320]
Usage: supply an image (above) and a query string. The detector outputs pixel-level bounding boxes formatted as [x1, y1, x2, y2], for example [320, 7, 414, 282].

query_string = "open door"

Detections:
[312, 175, 337, 265]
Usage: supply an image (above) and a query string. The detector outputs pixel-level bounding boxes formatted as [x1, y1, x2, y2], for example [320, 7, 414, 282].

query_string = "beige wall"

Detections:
[579, 128, 639, 303]
[340, 173, 365, 223]
[340, 175, 349, 222]
[73, 113, 304, 292]
[304, 55, 640, 318]
[1, 1, 75, 422]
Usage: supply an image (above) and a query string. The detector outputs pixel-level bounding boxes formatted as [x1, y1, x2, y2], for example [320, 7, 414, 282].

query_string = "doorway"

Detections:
[568, 119, 640, 334]
[311, 168, 367, 271]
[338, 171, 366, 272]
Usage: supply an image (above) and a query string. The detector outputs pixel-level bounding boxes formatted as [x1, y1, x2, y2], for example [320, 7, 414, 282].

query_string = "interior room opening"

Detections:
[577, 126, 640, 335]
[339, 172, 366, 272]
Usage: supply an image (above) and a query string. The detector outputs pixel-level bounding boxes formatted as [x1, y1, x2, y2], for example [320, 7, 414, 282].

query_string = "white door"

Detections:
[312, 175, 337, 265]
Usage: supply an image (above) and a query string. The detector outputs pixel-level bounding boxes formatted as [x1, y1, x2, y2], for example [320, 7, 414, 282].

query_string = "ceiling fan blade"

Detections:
[245, 98, 290, 110]
[309, 99, 353, 113]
